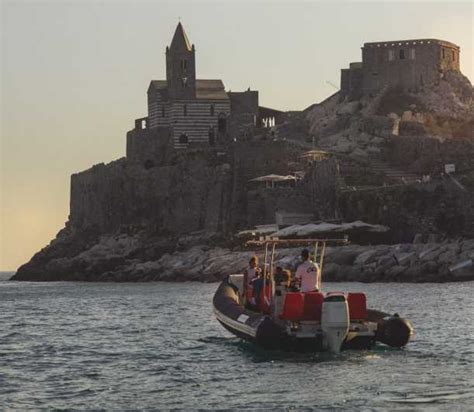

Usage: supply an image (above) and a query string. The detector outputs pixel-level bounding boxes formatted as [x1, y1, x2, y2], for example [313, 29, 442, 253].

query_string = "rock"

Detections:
[370, 136, 384, 145]
[349, 148, 368, 158]
[413, 234, 424, 244]
[354, 250, 377, 266]
[426, 233, 441, 243]
[366, 146, 381, 155]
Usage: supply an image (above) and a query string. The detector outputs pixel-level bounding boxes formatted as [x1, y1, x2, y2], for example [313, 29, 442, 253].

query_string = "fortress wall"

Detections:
[229, 140, 304, 230]
[342, 39, 461, 98]
[70, 155, 233, 235]
[246, 188, 311, 227]
[385, 136, 474, 174]
[126, 126, 173, 166]
[339, 182, 474, 241]
[305, 157, 339, 220]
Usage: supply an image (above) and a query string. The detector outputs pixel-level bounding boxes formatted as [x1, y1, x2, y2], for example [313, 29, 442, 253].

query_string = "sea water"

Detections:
[1, 274, 473, 410]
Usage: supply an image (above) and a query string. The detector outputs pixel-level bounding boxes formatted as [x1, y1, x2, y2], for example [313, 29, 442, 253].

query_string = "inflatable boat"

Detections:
[213, 239, 413, 353]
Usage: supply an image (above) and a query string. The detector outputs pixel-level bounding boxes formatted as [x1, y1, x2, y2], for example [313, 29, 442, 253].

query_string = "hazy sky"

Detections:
[1, 0, 473, 270]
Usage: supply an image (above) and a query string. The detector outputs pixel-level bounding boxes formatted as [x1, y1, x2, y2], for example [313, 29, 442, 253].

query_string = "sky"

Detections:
[1, 0, 473, 271]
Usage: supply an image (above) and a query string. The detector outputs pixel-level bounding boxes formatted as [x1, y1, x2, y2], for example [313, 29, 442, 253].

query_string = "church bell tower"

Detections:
[166, 22, 196, 99]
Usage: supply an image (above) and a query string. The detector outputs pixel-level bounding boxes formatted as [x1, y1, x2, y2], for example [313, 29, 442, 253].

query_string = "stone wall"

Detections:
[70, 153, 233, 235]
[126, 126, 173, 166]
[362, 39, 460, 95]
[305, 157, 339, 219]
[339, 182, 474, 242]
[340, 63, 363, 101]
[246, 187, 311, 227]
[385, 135, 474, 174]
[341, 39, 461, 100]
[71, 139, 307, 237]
[228, 140, 304, 230]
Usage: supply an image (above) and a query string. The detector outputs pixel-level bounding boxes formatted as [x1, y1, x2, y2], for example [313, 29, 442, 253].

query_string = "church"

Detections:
[128, 22, 284, 155]
[147, 23, 231, 149]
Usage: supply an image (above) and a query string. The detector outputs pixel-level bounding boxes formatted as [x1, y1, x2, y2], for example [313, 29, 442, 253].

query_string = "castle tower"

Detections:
[166, 22, 196, 99]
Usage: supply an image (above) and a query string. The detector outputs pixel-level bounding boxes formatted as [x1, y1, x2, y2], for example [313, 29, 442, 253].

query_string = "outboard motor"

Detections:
[376, 315, 413, 347]
[321, 294, 350, 354]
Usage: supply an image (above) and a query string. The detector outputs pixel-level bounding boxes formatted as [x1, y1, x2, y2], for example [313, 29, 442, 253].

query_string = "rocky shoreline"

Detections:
[11, 233, 474, 283]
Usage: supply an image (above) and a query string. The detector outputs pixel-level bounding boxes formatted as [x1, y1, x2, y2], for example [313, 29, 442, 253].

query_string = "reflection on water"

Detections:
[1, 280, 473, 409]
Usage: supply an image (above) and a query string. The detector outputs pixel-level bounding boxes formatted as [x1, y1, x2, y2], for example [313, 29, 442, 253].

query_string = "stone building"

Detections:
[127, 23, 285, 160]
[146, 23, 231, 149]
[341, 39, 461, 100]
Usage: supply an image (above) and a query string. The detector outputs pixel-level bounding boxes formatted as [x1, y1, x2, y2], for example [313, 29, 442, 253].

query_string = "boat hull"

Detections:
[213, 277, 412, 351]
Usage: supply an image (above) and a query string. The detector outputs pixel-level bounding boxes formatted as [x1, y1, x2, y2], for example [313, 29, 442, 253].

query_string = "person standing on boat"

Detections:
[244, 256, 262, 305]
[295, 249, 320, 292]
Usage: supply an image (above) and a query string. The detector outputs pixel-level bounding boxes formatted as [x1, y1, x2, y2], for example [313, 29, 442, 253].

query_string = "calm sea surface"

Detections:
[1, 272, 473, 410]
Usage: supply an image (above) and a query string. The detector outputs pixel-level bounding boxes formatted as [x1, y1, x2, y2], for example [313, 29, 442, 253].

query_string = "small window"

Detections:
[452, 50, 455, 61]
[181, 77, 188, 88]
[388, 50, 395, 61]
[210, 104, 215, 116]
[183, 104, 187, 116]
[161, 106, 165, 117]
[181, 59, 187, 72]
[409, 48, 415, 60]
[179, 133, 188, 144]
[399, 49, 405, 59]
[208, 127, 215, 146]
[442, 48, 445, 59]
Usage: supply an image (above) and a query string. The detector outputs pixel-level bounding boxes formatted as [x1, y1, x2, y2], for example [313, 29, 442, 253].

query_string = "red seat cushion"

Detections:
[302, 292, 324, 321]
[348, 292, 367, 320]
[280, 292, 304, 321]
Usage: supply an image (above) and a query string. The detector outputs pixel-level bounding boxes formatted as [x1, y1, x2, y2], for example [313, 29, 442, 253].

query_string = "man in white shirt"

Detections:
[295, 249, 320, 292]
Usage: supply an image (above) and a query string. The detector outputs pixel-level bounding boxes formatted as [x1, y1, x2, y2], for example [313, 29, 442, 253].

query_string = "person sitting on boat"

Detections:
[274, 266, 291, 287]
[295, 249, 320, 292]
[244, 256, 262, 305]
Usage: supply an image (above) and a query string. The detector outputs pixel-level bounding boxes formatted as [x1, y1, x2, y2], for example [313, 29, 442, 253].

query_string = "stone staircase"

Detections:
[370, 159, 421, 184]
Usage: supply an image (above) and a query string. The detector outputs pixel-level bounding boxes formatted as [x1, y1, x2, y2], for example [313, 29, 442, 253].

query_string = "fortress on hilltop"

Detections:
[341, 39, 461, 101]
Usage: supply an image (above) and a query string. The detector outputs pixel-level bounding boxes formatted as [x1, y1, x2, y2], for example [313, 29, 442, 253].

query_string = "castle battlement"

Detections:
[363, 39, 459, 50]
[341, 38, 461, 101]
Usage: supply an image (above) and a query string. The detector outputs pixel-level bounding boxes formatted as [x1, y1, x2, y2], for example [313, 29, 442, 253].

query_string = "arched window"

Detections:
[181, 59, 188, 72]
[210, 104, 215, 116]
[399, 49, 405, 59]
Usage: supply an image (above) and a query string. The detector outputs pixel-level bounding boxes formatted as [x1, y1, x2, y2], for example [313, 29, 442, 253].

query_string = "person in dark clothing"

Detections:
[274, 266, 291, 287]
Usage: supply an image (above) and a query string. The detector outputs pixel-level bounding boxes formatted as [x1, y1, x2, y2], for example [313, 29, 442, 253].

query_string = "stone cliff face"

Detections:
[70, 154, 232, 235]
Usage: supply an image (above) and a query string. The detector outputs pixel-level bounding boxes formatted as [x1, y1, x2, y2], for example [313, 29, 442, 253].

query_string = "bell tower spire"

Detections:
[166, 22, 196, 99]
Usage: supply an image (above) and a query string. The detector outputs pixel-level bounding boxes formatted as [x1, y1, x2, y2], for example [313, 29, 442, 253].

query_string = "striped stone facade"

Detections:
[169, 99, 230, 148]
[145, 23, 231, 149]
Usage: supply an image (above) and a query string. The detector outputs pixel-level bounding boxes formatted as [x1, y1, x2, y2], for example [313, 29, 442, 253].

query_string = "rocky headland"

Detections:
[12, 230, 474, 283]
[12, 61, 474, 283]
